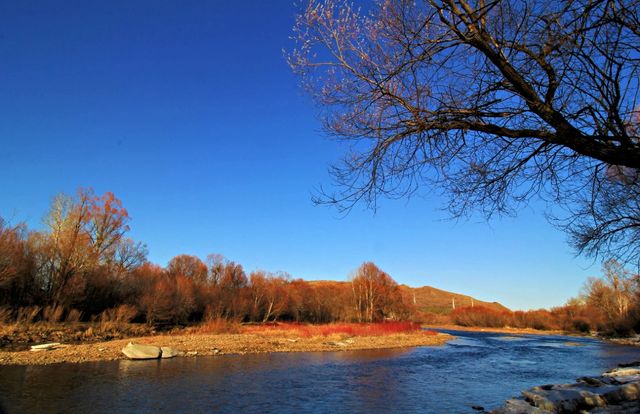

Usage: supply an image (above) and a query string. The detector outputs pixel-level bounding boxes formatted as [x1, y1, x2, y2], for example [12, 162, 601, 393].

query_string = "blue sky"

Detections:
[0, 1, 600, 310]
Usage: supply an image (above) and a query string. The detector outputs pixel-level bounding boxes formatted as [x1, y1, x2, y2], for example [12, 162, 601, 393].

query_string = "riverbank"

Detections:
[491, 364, 640, 413]
[424, 324, 570, 336]
[0, 325, 452, 366]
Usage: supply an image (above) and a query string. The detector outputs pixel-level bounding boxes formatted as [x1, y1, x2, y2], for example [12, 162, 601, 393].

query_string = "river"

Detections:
[1, 329, 639, 413]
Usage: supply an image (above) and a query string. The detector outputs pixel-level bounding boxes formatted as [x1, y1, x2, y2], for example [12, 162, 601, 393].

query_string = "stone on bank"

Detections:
[492, 364, 640, 413]
[121, 343, 182, 360]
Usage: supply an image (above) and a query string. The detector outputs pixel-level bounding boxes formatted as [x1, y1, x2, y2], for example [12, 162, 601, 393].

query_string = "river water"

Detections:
[1, 329, 639, 413]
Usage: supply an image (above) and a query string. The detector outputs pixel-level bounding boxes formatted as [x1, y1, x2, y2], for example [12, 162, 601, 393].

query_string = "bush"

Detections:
[65, 309, 82, 323]
[42, 305, 65, 323]
[571, 318, 591, 333]
[195, 318, 240, 334]
[16, 306, 41, 324]
[451, 306, 511, 328]
[0, 307, 12, 324]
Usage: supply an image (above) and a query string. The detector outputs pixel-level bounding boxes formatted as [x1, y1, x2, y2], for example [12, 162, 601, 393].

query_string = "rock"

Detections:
[604, 368, 640, 383]
[121, 342, 161, 360]
[590, 400, 640, 413]
[492, 398, 553, 414]
[606, 382, 640, 402]
[605, 367, 640, 377]
[492, 364, 640, 414]
[579, 376, 607, 386]
[618, 361, 640, 368]
[160, 347, 180, 358]
[30, 342, 61, 351]
[522, 388, 582, 412]
[324, 341, 349, 347]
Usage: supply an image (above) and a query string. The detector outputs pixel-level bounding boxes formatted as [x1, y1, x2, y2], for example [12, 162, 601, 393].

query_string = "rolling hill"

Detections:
[398, 285, 510, 314]
[307, 280, 509, 314]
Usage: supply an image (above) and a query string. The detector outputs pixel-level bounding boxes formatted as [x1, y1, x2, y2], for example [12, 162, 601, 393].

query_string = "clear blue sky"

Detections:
[0, 1, 600, 310]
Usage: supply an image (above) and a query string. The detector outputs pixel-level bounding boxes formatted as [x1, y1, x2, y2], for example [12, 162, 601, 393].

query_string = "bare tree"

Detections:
[582, 259, 636, 325]
[289, 0, 640, 266]
[34, 189, 144, 306]
[167, 254, 208, 283]
[351, 262, 401, 322]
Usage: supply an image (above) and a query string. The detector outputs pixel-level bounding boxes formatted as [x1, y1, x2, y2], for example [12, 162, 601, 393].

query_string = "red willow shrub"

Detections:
[243, 321, 425, 337]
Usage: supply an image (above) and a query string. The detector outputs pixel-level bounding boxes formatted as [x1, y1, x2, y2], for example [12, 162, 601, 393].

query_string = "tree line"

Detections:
[447, 260, 640, 335]
[2, 189, 638, 335]
[0, 189, 412, 325]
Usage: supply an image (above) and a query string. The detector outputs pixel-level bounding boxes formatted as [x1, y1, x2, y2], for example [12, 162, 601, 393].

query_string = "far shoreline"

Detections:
[423, 324, 575, 336]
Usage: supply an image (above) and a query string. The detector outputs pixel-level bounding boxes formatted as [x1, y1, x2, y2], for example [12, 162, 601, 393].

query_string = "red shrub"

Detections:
[243, 321, 424, 337]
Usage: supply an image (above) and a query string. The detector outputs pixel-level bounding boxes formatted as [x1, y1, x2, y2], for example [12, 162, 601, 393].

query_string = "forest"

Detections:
[1, 189, 639, 337]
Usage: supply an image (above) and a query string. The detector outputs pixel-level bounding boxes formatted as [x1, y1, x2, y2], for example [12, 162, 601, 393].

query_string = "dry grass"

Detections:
[100, 305, 138, 324]
[242, 321, 434, 338]
[16, 306, 41, 324]
[66, 309, 82, 323]
[0, 307, 11, 324]
[42, 305, 64, 323]
[192, 318, 241, 334]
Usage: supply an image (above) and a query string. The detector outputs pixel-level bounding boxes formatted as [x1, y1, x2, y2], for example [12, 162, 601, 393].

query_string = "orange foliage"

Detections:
[8, 189, 640, 338]
[350, 262, 410, 322]
[243, 321, 426, 337]
[167, 254, 208, 283]
[451, 306, 512, 328]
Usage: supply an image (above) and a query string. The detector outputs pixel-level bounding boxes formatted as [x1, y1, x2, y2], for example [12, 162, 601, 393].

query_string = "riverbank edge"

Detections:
[425, 325, 640, 349]
[423, 324, 574, 336]
[0, 331, 453, 366]
[490, 364, 640, 413]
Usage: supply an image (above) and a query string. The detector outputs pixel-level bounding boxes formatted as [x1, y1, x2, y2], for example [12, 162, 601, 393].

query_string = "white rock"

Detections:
[121, 342, 161, 360]
[30, 342, 61, 351]
[160, 347, 180, 358]
[604, 367, 640, 377]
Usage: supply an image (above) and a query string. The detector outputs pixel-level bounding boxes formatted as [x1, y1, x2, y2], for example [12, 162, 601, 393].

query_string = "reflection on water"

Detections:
[1, 330, 639, 414]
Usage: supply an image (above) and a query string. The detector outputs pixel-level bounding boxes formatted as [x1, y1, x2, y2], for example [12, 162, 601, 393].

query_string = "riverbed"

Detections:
[1, 329, 639, 413]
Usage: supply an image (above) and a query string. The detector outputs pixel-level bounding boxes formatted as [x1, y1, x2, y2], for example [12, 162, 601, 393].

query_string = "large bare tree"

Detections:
[289, 0, 640, 265]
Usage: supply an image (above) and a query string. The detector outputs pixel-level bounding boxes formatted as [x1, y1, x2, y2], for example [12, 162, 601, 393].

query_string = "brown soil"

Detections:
[0, 330, 453, 366]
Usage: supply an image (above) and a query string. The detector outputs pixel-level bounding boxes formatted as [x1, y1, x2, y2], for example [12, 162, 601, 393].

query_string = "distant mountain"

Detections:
[398, 285, 510, 314]
[306, 280, 509, 314]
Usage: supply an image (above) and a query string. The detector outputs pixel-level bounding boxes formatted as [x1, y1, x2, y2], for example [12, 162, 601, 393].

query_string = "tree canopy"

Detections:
[289, 0, 640, 266]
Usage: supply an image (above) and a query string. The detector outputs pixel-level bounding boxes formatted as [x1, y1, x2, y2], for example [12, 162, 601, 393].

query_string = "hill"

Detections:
[398, 285, 510, 314]
[307, 280, 509, 314]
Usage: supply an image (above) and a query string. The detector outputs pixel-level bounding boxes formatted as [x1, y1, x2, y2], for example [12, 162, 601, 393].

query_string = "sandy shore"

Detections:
[0, 331, 452, 366]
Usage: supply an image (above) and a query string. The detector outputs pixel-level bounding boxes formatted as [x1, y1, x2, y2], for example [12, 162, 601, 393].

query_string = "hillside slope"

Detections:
[307, 280, 509, 314]
[399, 285, 510, 314]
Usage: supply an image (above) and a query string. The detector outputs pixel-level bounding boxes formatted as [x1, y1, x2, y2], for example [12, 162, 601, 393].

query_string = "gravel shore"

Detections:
[0, 331, 452, 366]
